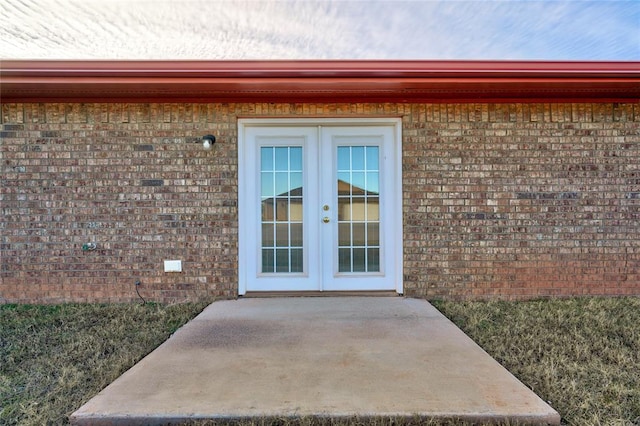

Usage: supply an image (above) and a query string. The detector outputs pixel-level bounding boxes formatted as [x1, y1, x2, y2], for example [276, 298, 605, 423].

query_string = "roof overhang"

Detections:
[1, 60, 639, 103]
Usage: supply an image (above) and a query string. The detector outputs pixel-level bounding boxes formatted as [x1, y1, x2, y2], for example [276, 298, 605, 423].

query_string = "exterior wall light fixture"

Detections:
[201, 134, 216, 150]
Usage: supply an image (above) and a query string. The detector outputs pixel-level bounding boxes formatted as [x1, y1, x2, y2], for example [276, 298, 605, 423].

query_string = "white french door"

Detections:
[238, 119, 402, 294]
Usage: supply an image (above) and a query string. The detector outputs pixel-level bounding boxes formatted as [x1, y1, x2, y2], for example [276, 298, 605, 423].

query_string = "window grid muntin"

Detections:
[337, 145, 380, 273]
[260, 146, 303, 273]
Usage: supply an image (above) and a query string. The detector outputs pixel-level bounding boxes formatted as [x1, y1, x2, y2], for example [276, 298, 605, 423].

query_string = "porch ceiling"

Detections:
[1, 60, 639, 103]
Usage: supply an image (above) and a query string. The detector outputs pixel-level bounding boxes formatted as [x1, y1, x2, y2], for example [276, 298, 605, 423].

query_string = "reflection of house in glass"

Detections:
[260, 178, 381, 272]
[261, 186, 303, 222]
[337, 179, 380, 272]
[261, 185, 303, 273]
[261, 180, 379, 223]
[337, 179, 379, 223]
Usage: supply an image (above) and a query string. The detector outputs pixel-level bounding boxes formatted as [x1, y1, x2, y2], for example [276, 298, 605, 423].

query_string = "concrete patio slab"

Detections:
[71, 297, 560, 425]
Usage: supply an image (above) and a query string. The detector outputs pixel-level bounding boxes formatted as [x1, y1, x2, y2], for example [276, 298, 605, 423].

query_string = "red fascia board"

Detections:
[3, 59, 639, 76]
[2, 60, 639, 103]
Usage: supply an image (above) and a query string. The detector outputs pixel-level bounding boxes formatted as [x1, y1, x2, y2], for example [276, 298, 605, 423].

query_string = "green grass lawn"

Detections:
[1, 297, 639, 425]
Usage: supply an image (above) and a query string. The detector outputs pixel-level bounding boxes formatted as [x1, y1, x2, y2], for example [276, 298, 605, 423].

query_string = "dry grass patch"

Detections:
[0, 302, 208, 425]
[432, 297, 640, 426]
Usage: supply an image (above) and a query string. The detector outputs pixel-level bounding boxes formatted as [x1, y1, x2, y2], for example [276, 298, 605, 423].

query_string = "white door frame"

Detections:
[238, 117, 403, 295]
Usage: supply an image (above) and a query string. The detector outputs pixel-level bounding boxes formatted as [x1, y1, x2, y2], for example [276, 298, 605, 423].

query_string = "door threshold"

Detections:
[242, 291, 400, 298]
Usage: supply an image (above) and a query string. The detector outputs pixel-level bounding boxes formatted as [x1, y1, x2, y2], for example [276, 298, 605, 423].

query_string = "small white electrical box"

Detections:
[164, 260, 182, 273]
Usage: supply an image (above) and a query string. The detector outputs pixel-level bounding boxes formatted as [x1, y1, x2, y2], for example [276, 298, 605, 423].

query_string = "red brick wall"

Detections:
[1, 102, 638, 303]
[403, 103, 639, 299]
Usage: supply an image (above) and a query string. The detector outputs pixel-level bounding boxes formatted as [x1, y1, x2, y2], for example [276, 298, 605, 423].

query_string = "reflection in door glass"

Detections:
[260, 146, 303, 273]
[337, 146, 380, 273]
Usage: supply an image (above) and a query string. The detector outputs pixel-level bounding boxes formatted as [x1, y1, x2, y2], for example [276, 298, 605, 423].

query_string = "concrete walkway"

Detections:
[71, 297, 560, 425]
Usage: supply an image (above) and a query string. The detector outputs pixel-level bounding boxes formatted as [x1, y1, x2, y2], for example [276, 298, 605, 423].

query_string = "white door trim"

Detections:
[238, 117, 403, 295]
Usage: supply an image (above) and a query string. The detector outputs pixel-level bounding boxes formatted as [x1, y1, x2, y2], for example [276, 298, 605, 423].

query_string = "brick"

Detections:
[141, 179, 164, 187]
[0, 101, 639, 303]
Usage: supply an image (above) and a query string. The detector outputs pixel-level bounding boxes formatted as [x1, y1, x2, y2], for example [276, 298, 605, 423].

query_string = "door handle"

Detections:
[322, 217, 330, 223]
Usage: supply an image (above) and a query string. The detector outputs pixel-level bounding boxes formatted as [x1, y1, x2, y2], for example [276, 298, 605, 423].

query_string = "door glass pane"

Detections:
[290, 223, 303, 246]
[291, 249, 303, 273]
[275, 147, 289, 171]
[366, 172, 379, 194]
[290, 172, 303, 194]
[275, 172, 288, 196]
[336, 145, 380, 273]
[262, 249, 275, 273]
[351, 197, 366, 221]
[353, 248, 366, 272]
[338, 248, 351, 272]
[275, 198, 288, 221]
[337, 197, 349, 221]
[351, 147, 365, 170]
[352, 173, 366, 194]
[338, 223, 351, 246]
[352, 222, 366, 246]
[367, 223, 379, 246]
[262, 224, 274, 246]
[367, 248, 380, 272]
[337, 146, 350, 170]
[275, 249, 289, 273]
[261, 199, 274, 221]
[337, 172, 351, 195]
[366, 148, 379, 170]
[260, 146, 303, 274]
[261, 149, 274, 171]
[261, 172, 274, 197]
[366, 197, 379, 221]
[290, 200, 303, 221]
[275, 223, 289, 247]
[290, 149, 303, 171]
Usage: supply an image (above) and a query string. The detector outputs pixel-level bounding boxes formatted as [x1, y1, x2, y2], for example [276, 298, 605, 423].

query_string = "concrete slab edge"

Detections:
[70, 411, 560, 425]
